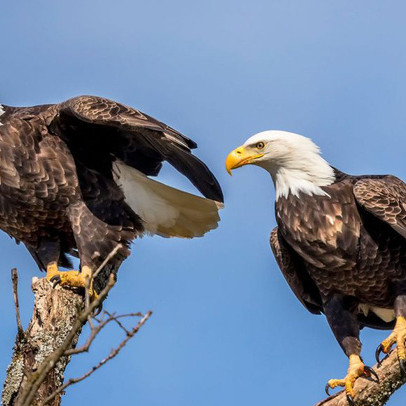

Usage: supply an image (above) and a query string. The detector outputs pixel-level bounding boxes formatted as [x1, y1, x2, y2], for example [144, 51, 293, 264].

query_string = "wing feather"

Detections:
[270, 227, 322, 314]
[55, 96, 223, 202]
[353, 176, 406, 239]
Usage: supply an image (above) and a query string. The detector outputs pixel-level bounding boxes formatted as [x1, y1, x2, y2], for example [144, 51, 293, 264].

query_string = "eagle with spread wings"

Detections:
[0, 95, 223, 297]
[226, 130, 406, 404]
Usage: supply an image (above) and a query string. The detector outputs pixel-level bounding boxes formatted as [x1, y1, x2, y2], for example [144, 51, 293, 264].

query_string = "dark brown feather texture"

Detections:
[274, 172, 406, 329]
[0, 95, 223, 280]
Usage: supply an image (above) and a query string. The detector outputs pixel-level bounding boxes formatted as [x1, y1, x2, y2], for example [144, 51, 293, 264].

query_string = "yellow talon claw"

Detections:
[376, 316, 406, 373]
[46, 263, 98, 301]
[325, 355, 378, 404]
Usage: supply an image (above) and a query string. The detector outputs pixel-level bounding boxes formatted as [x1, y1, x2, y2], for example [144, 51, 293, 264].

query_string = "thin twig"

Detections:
[85, 243, 123, 308]
[87, 314, 95, 330]
[65, 311, 144, 356]
[105, 310, 133, 335]
[40, 311, 152, 406]
[93, 244, 123, 280]
[63, 315, 113, 356]
[11, 268, 23, 339]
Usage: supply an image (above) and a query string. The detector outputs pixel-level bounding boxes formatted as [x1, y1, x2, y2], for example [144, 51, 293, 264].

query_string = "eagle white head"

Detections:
[226, 130, 335, 199]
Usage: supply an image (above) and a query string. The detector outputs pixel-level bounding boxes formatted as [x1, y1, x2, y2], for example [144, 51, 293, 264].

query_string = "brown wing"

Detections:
[353, 175, 406, 239]
[270, 227, 322, 314]
[53, 95, 223, 202]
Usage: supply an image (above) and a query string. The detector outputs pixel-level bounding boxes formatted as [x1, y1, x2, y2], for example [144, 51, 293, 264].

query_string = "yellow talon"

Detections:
[376, 316, 406, 372]
[325, 354, 378, 402]
[46, 262, 98, 301]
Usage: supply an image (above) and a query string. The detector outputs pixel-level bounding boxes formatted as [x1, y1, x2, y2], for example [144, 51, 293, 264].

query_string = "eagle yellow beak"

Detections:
[225, 146, 264, 175]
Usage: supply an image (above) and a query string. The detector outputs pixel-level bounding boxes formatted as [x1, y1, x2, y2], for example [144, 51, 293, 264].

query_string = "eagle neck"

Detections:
[265, 156, 335, 200]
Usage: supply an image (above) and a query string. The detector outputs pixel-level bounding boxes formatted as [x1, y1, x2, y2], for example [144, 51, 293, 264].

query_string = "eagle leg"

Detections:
[376, 296, 406, 373]
[46, 262, 98, 301]
[323, 294, 378, 403]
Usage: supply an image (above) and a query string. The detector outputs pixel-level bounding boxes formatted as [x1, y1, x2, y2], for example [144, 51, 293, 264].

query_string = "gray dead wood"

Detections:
[2, 278, 84, 406]
[2, 246, 132, 405]
[315, 350, 406, 406]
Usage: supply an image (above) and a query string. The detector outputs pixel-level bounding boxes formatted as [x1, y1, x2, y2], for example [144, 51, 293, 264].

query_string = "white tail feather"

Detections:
[113, 161, 223, 238]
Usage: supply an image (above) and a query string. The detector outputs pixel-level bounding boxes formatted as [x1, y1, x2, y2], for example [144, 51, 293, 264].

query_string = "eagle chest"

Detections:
[0, 121, 79, 241]
[275, 188, 361, 272]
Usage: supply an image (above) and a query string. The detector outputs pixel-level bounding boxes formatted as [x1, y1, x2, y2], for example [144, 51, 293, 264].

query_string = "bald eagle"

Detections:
[226, 130, 406, 404]
[0, 95, 223, 296]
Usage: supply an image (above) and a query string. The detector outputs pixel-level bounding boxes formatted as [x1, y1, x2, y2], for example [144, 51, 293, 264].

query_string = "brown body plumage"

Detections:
[272, 170, 406, 324]
[0, 95, 223, 287]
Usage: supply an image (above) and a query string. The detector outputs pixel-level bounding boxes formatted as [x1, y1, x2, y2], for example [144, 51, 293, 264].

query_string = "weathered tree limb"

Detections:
[315, 351, 406, 406]
[3, 277, 85, 406]
[3, 246, 152, 405]
[16, 275, 116, 406]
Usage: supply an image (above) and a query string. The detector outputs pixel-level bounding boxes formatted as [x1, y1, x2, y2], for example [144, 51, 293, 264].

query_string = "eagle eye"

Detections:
[256, 142, 265, 150]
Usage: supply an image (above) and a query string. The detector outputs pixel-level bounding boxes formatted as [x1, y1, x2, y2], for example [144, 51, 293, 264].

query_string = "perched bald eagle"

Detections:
[0, 95, 223, 296]
[226, 130, 406, 404]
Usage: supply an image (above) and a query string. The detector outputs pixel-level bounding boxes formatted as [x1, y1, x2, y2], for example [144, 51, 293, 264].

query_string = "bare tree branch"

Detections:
[315, 351, 406, 406]
[64, 311, 144, 356]
[11, 268, 23, 339]
[3, 245, 152, 406]
[40, 311, 152, 406]
[104, 310, 136, 335]
[2, 277, 84, 406]
[17, 275, 116, 406]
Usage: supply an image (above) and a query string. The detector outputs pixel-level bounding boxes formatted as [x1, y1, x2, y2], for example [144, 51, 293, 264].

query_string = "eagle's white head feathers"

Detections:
[226, 130, 335, 200]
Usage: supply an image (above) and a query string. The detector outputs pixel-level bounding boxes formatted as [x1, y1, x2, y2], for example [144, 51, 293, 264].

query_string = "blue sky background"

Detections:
[1, 1, 406, 405]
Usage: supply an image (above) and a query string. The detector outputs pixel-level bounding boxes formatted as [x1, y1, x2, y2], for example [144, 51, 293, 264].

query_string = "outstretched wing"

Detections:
[53, 95, 223, 202]
[270, 227, 322, 314]
[353, 175, 406, 239]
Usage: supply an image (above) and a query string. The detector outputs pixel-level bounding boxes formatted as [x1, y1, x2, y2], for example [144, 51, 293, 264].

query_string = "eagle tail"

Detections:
[112, 161, 223, 238]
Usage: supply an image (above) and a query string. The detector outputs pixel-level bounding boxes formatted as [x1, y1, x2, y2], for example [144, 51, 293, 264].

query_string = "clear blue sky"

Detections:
[1, 1, 406, 405]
